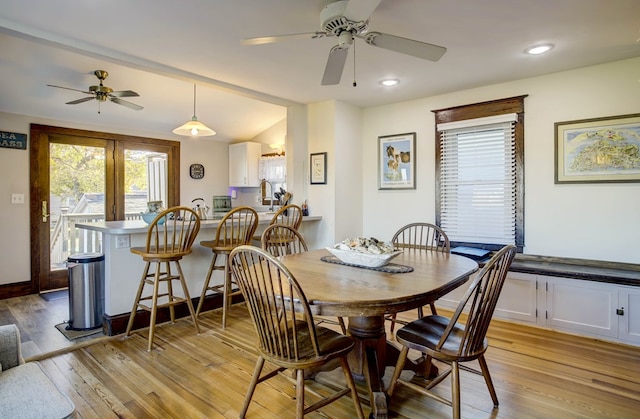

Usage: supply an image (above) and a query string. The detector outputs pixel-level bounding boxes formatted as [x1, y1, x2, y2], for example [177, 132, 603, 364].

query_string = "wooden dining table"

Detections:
[278, 248, 479, 419]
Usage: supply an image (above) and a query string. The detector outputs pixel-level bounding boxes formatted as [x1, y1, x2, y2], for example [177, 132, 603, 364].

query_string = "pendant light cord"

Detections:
[193, 84, 197, 117]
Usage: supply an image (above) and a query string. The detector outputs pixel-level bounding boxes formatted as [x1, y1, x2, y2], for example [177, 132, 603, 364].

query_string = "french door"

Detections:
[30, 125, 180, 293]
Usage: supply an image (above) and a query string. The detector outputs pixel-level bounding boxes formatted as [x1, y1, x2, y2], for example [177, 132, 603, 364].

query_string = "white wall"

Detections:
[362, 57, 640, 264]
[0, 111, 231, 286]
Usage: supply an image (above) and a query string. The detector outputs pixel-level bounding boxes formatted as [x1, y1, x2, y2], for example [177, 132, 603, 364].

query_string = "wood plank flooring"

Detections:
[3, 294, 640, 418]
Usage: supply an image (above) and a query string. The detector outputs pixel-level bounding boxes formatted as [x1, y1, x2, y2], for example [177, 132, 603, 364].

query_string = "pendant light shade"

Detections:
[173, 84, 216, 137]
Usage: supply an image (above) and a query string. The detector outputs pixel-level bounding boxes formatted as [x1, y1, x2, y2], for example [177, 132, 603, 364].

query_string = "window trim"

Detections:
[433, 96, 526, 252]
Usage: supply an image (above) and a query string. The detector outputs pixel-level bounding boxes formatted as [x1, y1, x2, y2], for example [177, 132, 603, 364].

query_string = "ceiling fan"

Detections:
[47, 70, 143, 112]
[242, 0, 447, 86]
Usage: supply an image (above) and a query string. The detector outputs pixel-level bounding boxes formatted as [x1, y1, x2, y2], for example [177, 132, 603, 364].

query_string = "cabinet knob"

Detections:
[616, 307, 625, 316]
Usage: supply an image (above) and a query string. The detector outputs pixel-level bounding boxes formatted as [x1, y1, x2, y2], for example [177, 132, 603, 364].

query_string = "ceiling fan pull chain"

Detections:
[352, 37, 357, 87]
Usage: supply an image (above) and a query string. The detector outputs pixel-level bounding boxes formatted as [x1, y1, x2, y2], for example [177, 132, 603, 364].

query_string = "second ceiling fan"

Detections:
[242, 0, 447, 86]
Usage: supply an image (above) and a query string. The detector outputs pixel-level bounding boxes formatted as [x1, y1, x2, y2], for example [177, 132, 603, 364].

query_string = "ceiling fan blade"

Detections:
[66, 97, 95, 105]
[321, 46, 349, 85]
[242, 32, 327, 45]
[110, 90, 140, 98]
[344, 0, 382, 22]
[110, 97, 143, 111]
[47, 84, 92, 95]
[362, 32, 447, 61]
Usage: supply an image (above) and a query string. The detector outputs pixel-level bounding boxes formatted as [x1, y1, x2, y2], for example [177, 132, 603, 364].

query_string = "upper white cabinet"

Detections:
[229, 142, 262, 187]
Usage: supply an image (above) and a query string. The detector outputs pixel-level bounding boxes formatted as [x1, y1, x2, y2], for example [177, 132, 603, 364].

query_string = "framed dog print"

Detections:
[310, 152, 327, 184]
[378, 133, 416, 190]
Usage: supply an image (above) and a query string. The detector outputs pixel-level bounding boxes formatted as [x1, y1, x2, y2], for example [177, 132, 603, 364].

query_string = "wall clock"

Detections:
[189, 163, 205, 179]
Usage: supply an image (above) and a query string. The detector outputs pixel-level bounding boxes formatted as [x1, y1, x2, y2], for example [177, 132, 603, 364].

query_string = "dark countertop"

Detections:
[503, 254, 640, 286]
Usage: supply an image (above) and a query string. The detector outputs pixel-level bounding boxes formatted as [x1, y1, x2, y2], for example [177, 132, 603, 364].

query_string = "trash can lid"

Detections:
[67, 253, 105, 263]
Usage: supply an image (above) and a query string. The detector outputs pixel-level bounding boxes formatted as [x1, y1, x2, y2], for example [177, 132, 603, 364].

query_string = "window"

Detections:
[258, 155, 286, 206]
[434, 96, 525, 251]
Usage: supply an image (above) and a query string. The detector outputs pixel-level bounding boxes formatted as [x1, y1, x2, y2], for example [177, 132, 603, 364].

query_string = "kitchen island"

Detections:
[76, 214, 322, 333]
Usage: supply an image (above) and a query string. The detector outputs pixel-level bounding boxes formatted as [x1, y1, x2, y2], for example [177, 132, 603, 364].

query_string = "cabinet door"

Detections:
[546, 276, 618, 339]
[229, 142, 261, 187]
[619, 286, 640, 345]
[494, 272, 538, 324]
[229, 143, 248, 186]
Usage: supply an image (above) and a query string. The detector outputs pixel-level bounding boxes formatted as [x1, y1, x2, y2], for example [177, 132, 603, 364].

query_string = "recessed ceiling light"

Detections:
[524, 44, 554, 55]
[380, 78, 399, 87]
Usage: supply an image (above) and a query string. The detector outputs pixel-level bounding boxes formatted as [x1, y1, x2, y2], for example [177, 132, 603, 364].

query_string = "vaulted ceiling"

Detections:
[1, 0, 638, 141]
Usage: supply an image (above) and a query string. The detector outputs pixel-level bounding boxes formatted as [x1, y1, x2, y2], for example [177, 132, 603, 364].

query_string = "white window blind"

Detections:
[439, 115, 516, 245]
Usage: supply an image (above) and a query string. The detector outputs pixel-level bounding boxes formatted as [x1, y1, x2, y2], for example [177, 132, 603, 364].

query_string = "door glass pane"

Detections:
[124, 149, 168, 219]
[49, 143, 105, 270]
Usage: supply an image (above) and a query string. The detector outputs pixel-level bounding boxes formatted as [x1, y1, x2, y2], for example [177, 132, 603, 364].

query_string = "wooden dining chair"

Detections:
[228, 245, 365, 419]
[252, 203, 303, 244]
[387, 245, 517, 419]
[261, 224, 346, 334]
[387, 222, 451, 333]
[125, 206, 201, 351]
[197, 206, 258, 328]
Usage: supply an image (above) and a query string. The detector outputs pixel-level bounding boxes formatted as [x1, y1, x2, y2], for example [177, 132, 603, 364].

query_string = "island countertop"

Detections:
[76, 214, 322, 235]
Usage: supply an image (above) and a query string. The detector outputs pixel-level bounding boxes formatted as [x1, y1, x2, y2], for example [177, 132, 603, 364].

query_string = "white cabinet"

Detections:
[619, 286, 640, 345]
[437, 271, 539, 325]
[545, 277, 640, 345]
[494, 272, 538, 324]
[229, 142, 262, 187]
[437, 269, 640, 346]
[546, 276, 618, 339]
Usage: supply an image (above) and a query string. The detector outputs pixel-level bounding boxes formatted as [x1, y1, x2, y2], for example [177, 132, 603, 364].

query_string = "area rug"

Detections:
[55, 323, 104, 341]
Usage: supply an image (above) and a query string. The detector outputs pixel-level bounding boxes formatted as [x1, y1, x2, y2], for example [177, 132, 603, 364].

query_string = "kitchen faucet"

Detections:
[260, 179, 276, 211]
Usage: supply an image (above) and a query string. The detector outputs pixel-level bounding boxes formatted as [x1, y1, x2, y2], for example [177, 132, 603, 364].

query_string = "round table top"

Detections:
[279, 248, 479, 317]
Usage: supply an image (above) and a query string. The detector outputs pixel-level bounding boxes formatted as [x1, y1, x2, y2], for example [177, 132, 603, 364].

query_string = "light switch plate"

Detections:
[115, 234, 130, 249]
[11, 193, 24, 204]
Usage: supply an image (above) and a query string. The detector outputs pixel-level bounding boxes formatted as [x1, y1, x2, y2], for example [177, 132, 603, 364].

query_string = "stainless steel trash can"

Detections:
[67, 253, 105, 330]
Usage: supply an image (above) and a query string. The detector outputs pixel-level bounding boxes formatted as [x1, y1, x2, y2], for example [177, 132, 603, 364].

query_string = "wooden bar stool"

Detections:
[197, 206, 258, 328]
[125, 206, 201, 351]
[251, 204, 303, 244]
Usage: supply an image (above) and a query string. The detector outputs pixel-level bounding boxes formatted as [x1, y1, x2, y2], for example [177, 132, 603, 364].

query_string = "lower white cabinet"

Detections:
[437, 271, 640, 346]
[546, 276, 618, 339]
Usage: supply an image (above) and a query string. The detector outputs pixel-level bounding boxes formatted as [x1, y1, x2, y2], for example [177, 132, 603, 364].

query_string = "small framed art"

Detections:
[310, 152, 327, 185]
[378, 132, 416, 190]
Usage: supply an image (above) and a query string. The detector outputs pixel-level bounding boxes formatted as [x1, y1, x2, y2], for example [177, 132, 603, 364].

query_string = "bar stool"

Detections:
[125, 206, 201, 351]
[251, 204, 303, 244]
[197, 206, 258, 328]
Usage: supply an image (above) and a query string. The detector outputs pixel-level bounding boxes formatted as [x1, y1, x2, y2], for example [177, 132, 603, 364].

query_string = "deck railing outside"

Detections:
[50, 212, 142, 267]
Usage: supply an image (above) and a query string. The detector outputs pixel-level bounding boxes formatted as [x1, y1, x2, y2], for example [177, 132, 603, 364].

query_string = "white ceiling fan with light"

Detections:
[242, 0, 447, 86]
[47, 70, 143, 113]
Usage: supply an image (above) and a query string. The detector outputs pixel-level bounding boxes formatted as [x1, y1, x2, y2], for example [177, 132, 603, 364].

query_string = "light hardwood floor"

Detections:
[3, 293, 640, 418]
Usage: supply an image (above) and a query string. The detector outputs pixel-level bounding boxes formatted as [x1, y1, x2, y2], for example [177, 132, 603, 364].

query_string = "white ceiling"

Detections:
[1, 0, 639, 141]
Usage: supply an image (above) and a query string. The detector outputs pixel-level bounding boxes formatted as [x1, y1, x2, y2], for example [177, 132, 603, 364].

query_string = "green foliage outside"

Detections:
[49, 144, 149, 202]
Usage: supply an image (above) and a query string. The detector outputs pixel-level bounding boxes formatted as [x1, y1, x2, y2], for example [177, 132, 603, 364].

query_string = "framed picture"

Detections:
[378, 132, 416, 189]
[555, 113, 640, 183]
[310, 152, 327, 184]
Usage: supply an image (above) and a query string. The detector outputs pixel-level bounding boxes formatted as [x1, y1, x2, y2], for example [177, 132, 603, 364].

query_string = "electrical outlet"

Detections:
[255, 195, 262, 203]
[11, 193, 24, 204]
[115, 234, 130, 249]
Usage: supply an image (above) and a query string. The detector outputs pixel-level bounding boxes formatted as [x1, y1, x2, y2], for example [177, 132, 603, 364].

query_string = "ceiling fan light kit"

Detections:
[173, 84, 216, 137]
[47, 70, 143, 113]
[243, 0, 447, 86]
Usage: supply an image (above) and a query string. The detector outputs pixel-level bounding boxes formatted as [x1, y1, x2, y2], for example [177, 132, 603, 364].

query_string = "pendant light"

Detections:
[173, 84, 216, 137]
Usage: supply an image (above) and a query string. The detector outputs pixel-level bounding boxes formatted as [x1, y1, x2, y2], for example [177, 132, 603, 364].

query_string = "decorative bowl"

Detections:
[325, 247, 403, 268]
[140, 212, 166, 225]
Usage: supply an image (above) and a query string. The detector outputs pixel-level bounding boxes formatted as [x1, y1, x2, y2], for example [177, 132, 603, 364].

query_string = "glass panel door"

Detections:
[49, 143, 106, 270]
